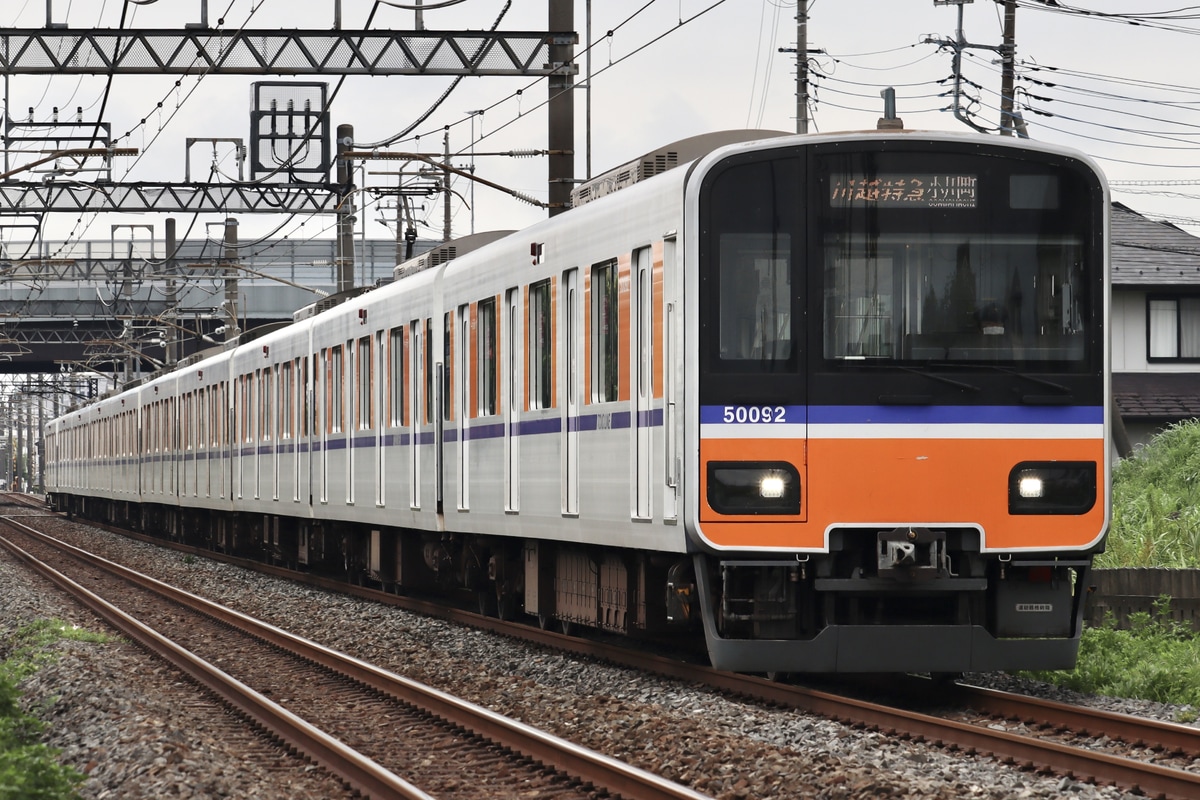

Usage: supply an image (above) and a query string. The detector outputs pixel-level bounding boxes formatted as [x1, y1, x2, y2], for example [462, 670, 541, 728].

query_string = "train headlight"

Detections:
[1008, 461, 1096, 515]
[1018, 475, 1045, 499]
[707, 461, 800, 515]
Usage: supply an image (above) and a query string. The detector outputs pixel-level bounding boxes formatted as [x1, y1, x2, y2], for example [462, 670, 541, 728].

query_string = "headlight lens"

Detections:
[1008, 461, 1096, 515]
[708, 461, 801, 515]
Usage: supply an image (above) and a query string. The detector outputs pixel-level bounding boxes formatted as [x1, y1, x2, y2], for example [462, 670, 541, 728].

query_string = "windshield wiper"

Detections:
[938, 363, 1073, 403]
[852, 362, 981, 400]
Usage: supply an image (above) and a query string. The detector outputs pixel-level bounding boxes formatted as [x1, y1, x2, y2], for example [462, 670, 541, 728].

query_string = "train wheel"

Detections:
[477, 589, 498, 617]
[496, 589, 518, 621]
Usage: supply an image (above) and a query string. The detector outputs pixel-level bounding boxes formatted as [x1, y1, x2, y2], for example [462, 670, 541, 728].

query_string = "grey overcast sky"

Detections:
[5, 0, 1200, 249]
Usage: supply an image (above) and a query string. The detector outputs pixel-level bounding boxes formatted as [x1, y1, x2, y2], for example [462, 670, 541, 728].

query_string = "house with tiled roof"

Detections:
[1111, 202, 1200, 455]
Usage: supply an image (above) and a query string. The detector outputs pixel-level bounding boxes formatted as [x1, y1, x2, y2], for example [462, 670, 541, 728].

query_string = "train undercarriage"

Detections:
[52, 494, 1094, 673]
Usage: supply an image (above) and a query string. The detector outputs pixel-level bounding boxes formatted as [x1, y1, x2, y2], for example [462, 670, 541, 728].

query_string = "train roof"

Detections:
[570, 129, 790, 208]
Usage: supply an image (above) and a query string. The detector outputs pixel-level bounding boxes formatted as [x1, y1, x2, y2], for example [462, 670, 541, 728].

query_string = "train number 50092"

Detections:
[722, 405, 787, 424]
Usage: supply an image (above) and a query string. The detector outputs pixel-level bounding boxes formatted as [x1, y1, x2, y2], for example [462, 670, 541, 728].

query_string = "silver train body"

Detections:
[45, 129, 1111, 673]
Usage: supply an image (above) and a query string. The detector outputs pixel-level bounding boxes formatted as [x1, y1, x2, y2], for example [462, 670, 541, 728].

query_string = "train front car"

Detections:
[686, 132, 1109, 674]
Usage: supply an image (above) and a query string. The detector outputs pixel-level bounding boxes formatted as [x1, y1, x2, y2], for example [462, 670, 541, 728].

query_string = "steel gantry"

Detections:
[0, 28, 572, 77]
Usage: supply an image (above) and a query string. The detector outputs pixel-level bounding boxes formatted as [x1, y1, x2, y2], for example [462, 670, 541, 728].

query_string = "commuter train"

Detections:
[44, 127, 1111, 673]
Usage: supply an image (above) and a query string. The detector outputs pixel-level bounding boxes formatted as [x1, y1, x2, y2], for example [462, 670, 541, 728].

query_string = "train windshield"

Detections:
[816, 150, 1098, 368]
[823, 231, 1085, 363]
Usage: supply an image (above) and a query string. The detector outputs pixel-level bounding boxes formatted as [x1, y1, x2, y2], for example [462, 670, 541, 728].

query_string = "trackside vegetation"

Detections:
[1, 619, 107, 800]
[1020, 420, 1200, 718]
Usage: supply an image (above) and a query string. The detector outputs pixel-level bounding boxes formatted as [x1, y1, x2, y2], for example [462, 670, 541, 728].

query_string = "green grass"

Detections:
[1020, 599, 1200, 721]
[0, 620, 110, 800]
[1019, 422, 1200, 713]
[1100, 420, 1200, 569]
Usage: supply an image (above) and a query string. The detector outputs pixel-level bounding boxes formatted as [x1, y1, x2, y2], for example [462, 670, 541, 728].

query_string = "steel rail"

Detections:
[0, 527, 431, 800]
[952, 682, 1200, 757]
[2, 516, 711, 800]
[27, 504, 1200, 799]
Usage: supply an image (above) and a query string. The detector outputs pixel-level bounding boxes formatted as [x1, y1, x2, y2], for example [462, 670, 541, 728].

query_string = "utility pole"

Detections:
[223, 218, 241, 342]
[929, 0, 1008, 135]
[443, 129, 452, 242]
[547, 0, 575, 216]
[998, 0, 1023, 137]
[336, 123, 356, 293]
[797, 3, 808, 134]
[779, 3, 820, 134]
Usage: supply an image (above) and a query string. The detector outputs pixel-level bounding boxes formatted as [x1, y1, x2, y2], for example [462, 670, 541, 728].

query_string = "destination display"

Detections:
[829, 173, 978, 209]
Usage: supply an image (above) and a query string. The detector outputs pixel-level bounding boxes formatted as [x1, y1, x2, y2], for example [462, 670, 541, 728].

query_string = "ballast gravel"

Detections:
[3, 511, 1190, 800]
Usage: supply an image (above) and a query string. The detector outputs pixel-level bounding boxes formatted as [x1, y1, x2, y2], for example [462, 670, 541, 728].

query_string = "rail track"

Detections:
[11, 494, 1200, 799]
[0, 510, 710, 800]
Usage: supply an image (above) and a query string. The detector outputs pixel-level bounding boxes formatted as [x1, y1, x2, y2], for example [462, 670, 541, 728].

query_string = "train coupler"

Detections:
[877, 527, 953, 581]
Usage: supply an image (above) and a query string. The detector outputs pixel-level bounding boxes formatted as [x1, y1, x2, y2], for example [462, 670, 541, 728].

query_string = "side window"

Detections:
[280, 362, 293, 440]
[529, 279, 552, 410]
[443, 312, 454, 421]
[357, 334, 373, 430]
[424, 318, 433, 423]
[389, 326, 405, 426]
[330, 344, 344, 433]
[262, 368, 273, 441]
[591, 260, 618, 402]
[479, 297, 498, 415]
[242, 374, 253, 443]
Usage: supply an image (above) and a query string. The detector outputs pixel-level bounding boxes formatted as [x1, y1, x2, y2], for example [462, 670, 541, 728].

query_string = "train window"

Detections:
[424, 318, 433, 424]
[443, 312, 454, 421]
[241, 375, 253, 443]
[280, 362, 293, 439]
[388, 327, 404, 426]
[330, 344, 345, 433]
[479, 297, 498, 416]
[719, 235, 792, 363]
[591, 260, 619, 402]
[263, 368, 274, 441]
[356, 335, 373, 430]
[529, 279, 552, 410]
[303, 357, 312, 438]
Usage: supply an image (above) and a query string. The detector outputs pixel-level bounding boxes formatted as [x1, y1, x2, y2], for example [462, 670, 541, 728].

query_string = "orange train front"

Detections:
[683, 133, 1110, 673]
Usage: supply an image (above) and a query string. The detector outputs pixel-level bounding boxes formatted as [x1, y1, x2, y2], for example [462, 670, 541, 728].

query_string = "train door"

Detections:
[409, 320, 421, 509]
[270, 366, 279, 501]
[301, 356, 311, 505]
[223, 382, 232, 502]
[234, 378, 244, 500]
[457, 305, 470, 511]
[505, 286, 521, 512]
[433, 316, 444, 514]
[633, 247, 653, 520]
[375, 330, 386, 507]
[319, 349, 329, 505]
[254, 369, 263, 500]
[562, 268, 579, 515]
[663, 237, 679, 521]
[295, 357, 304, 503]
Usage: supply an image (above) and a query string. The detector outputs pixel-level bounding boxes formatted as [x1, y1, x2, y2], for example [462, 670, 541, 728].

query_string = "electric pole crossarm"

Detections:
[0, 182, 338, 214]
[0, 29, 573, 76]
